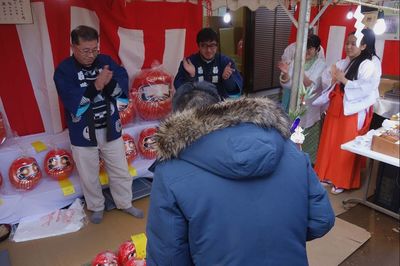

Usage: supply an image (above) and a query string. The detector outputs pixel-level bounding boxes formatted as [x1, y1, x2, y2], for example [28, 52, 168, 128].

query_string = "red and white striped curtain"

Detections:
[0, 0, 202, 137]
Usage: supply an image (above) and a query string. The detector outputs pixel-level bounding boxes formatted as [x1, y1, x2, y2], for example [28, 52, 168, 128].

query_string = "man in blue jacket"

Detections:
[54, 25, 143, 224]
[146, 82, 335, 265]
[174, 28, 242, 99]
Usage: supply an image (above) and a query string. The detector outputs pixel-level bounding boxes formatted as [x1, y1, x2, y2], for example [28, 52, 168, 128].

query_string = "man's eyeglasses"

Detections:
[199, 42, 218, 49]
[76, 47, 99, 56]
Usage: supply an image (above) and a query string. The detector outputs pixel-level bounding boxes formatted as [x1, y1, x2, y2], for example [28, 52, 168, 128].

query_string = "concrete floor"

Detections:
[339, 204, 399, 266]
[0, 173, 399, 266]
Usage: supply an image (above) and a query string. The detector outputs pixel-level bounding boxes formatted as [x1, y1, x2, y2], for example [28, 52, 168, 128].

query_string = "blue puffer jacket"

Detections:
[146, 97, 335, 266]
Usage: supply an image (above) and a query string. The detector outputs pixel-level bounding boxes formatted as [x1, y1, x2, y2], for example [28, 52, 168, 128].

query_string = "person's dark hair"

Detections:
[307, 34, 321, 52]
[344, 29, 378, 84]
[360, 28, 378, 58]
[196, 28, 218, 44]
[71, 25, 99, 45]
[173, 82, 221, 112]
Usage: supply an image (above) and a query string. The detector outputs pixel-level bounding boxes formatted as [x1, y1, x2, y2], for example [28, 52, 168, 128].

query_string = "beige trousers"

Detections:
[71, 128, 133, 211]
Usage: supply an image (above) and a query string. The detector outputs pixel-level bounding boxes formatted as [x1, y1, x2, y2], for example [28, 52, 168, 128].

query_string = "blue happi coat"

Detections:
[54, 54, 128, 146]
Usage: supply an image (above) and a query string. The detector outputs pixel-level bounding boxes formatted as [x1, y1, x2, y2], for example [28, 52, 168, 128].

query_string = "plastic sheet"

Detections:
[10, 198, 87, 242]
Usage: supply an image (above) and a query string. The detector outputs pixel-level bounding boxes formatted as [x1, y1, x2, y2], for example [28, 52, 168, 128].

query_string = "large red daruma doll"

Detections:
[138, 127, 157, 160]
[9, 156, 42, 190]
[44, 149, 74, 180]
[131, 68, 173, 120]
[123, 134, 138, 164]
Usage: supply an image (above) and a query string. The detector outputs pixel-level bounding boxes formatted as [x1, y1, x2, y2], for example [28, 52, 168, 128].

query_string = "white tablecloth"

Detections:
[0, 120, 158, 224]
[341, 133, 399, 167]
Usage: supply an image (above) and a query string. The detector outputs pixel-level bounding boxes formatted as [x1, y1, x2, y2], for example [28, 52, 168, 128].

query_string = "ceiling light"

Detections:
[374, 10, 386, 35]
[346, 8, 354, 19]
[223, 8, 231, 23]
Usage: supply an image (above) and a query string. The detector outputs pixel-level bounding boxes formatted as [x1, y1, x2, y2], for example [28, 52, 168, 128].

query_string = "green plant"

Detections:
[288, 84, 316, 122]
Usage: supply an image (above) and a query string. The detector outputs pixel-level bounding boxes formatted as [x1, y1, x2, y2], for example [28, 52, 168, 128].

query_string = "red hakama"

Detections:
[314, 84, 373, 189]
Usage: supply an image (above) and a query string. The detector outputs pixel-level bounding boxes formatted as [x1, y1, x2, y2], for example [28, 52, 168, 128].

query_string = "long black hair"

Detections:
[344, 28, 378, 82]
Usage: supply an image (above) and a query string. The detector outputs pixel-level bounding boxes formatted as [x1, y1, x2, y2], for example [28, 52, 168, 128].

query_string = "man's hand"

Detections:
[182, 58, 195, 78]
[277, 61, 289, 74]
[94, 65, 113, 91]
[222, 62, 235, 80]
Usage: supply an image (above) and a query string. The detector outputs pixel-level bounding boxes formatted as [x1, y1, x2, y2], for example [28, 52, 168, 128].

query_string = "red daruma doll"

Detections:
[123, 134, 138, 164]
[125, 258, 147, 266]
[92, 251, 118, 266]
[138, 127, 157, 160]
[117, 97, 136, 125]
[44, 149, 74, 180]
[0, 172, 3, 188]
[131, 67, 173, 121]
[117, 240, 136, 265]
[9, 156, 42, 190]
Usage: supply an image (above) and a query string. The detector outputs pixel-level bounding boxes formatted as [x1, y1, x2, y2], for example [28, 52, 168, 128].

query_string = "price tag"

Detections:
[128, 166, 137, 177]
[99, 171, 109, 185]
[31, 141, 47, 153]
[131, 233, 147, 259]
[58, 179, 75, 196]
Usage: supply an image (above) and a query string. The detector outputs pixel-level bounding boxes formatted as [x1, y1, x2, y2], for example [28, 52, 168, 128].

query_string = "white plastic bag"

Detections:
[11, 198, 87, 242]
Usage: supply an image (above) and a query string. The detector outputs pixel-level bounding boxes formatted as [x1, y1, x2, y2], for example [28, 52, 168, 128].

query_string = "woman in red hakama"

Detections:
[314, 29, 381, 194]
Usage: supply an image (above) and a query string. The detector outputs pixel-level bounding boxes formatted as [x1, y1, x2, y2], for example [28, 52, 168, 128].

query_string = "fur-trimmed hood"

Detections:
[155, 97, 290, 161]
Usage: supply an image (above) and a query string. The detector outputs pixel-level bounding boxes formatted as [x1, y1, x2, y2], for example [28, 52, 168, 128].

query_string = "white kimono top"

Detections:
[281, 57, 327, 128]
[315, 56, 381, 129]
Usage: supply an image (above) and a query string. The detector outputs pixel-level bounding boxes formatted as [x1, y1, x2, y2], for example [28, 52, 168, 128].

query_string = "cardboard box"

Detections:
[371, 135, 400, 158]
[379, 78, 399, 97]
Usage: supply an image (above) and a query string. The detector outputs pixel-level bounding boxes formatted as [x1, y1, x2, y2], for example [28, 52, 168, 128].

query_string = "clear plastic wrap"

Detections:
[122, 133, 138, 163]
[8, 156, 42, 190]
[43, 148, 74, 181]
[137, 127, 157, 160]
[130, 63, 174, 121]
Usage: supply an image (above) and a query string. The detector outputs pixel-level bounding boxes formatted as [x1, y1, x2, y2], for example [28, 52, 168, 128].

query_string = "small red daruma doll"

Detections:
[123, 134, 138, 164]
[117, 97, 136, 125]
[9, 156, 42, 190]
[117, 240, 136, 265]
[0, 172, 3, 188]
[125, 258, 147, 266]
[131, 68, 173, 121]
[138, 127, 157, 160]
[91, 251, 118, 266]
[44, 149, 74, 180]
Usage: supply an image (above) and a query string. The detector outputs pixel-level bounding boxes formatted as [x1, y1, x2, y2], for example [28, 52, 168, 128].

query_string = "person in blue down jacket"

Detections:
[146, 81, 335, 266]
[174, 28, 243, 99]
